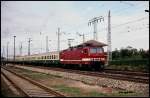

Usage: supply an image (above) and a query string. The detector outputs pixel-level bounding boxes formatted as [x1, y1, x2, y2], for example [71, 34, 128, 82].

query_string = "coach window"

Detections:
[56, 55, 57, 59]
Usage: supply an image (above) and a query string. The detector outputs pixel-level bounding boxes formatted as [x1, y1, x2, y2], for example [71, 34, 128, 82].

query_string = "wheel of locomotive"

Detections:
[91, 62, 99, 71]
[92, 62, 104, 71]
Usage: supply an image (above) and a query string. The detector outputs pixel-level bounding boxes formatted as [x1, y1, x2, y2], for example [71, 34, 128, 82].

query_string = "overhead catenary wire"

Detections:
[62, 1, 146, 34]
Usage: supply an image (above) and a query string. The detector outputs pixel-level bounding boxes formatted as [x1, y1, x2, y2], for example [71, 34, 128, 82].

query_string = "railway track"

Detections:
[6, 64, 149, 84]
[54, 68, 149, 84]
[1, 67, 65, 97]
[104, 69, 149, 77]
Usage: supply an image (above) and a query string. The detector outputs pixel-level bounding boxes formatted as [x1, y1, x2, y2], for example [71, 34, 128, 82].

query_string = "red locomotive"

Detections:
[60, 40, 107, 70]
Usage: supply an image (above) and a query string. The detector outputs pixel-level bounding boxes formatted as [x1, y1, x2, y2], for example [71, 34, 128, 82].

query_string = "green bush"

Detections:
[108, 59, 149, 71]
[109, 59, 149, 66]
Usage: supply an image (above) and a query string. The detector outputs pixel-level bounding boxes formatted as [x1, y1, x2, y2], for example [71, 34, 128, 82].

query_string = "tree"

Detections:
[112, 48, 120, 59]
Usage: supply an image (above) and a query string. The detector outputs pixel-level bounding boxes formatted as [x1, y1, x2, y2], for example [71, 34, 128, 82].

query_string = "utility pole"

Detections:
[2, 46, 5, 58]
[107, 10, 112, 65]
[68, 39, 74, 48]
[48, 40, 51, 52]
[28, 38, 32, 55]
[88, 16, 104, 41]
[40, 32, 42, 53]
[56, 28, 60, 52]
[19, 42, 22, 56]
[13, 36, 16, 61]
[46, 36, 48, 53]
[76, 32, 85, 43]
[7, 42, 9, 63]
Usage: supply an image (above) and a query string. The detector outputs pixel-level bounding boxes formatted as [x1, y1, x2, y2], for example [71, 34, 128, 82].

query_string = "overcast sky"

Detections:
[1, 1, 149, 57]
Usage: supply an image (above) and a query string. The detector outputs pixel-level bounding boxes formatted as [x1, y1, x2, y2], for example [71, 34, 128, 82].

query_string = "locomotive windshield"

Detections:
[90, 47, 104, 53]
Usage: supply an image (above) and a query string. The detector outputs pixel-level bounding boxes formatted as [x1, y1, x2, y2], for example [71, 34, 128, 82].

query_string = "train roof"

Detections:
[61, 40, 107, 52]
[16, 51, 59, 57]
[77, 40, 107, 47]
[31, 51, 59, 56]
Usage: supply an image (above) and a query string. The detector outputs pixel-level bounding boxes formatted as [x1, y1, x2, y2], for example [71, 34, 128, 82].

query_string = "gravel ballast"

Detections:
[13, 65, 149, 94]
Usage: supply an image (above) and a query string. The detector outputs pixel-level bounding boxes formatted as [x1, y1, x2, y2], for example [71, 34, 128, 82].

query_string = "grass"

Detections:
[87, 91, 108, 97]
[10, 67, 61, 80]
[110, 90, 141, 97]
[106, 64, 149, 72]
[52, 85, 110, 97]
[52, 85, 82, 97]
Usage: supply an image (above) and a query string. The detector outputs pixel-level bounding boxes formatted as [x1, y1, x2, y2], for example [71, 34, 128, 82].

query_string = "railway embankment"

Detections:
[12, 64, 149, 95]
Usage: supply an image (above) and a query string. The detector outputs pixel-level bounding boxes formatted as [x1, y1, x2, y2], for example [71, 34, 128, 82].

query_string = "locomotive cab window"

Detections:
[90, 47, 104, 53]
[97, 47, 104, 53]
[90, 48, 97, 53]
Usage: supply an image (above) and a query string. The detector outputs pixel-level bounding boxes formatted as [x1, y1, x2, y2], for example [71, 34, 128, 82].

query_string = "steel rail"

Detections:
[1, 67, 66, 97]
[1, 69, 30, 97]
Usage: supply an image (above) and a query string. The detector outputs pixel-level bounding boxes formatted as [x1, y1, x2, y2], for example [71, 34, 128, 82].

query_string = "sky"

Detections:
[1, 1, 149, 58]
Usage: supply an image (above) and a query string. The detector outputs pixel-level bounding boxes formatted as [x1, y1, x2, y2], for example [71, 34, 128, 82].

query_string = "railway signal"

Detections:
[88, 16, 104, 41]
